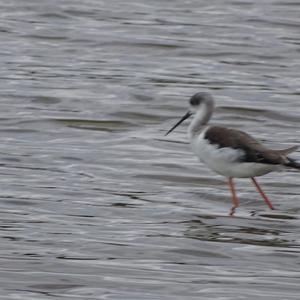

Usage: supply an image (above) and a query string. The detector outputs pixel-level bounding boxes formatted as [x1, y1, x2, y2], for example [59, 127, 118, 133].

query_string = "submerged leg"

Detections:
[228, 178, 239, 216]
[251, 177, 275, 210]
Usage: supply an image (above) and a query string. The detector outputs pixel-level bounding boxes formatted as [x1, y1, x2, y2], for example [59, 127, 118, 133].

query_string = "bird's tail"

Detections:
[285, 158, 300, 170]
[277, 145, 298, 155]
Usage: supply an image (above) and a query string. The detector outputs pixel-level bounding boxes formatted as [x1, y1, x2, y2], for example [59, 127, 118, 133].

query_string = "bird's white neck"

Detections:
[188, 100, 214, 139]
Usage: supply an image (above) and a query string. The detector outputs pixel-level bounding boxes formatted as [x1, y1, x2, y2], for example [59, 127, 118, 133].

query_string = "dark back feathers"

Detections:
[204, 126, 295, 165]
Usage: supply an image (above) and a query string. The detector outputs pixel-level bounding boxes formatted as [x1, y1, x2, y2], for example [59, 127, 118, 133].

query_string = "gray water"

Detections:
[0, 0, 300, 299]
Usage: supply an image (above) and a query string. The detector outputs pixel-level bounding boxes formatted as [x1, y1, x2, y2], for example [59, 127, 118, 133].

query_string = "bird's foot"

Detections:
[229, 206, 237, 216]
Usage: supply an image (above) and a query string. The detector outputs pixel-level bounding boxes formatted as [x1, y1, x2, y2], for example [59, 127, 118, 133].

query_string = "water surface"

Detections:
[0, 0, 300, 299]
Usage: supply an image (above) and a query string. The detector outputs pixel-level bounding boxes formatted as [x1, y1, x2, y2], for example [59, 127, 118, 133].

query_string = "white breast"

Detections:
[190, 128, 278, 178]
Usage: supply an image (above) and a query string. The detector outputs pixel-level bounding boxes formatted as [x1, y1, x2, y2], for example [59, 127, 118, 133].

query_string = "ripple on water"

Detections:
[53, 119, 136, 132]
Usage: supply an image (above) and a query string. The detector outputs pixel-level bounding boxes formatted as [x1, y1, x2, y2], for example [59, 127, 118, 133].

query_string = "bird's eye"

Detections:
[190, 97, 200, 106]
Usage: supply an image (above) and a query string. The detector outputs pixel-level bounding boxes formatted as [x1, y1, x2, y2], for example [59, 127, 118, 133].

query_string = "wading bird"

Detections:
[165, 92, 299, 215]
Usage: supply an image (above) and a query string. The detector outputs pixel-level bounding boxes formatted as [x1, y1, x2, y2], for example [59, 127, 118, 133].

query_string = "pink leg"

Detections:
[251, 177, 275, 210]
[228, 178, 239, 216]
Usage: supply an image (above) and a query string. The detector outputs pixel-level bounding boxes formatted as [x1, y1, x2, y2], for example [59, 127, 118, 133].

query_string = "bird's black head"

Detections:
[189, 92, 213, 107]
[165, 92, 214, 136]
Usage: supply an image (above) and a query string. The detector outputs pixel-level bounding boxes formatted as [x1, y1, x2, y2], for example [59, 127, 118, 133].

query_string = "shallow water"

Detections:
[0, 0, 300, 299]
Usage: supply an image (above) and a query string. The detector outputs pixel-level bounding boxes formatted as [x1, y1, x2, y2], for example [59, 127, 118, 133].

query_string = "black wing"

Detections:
[204, 126, 292, 165]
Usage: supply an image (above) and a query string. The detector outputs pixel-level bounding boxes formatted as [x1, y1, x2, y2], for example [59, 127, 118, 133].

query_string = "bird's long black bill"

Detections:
[165, 111, 192, 136]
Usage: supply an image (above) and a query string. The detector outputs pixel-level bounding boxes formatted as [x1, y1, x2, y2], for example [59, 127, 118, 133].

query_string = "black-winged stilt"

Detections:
[165, 92, 299, 215]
